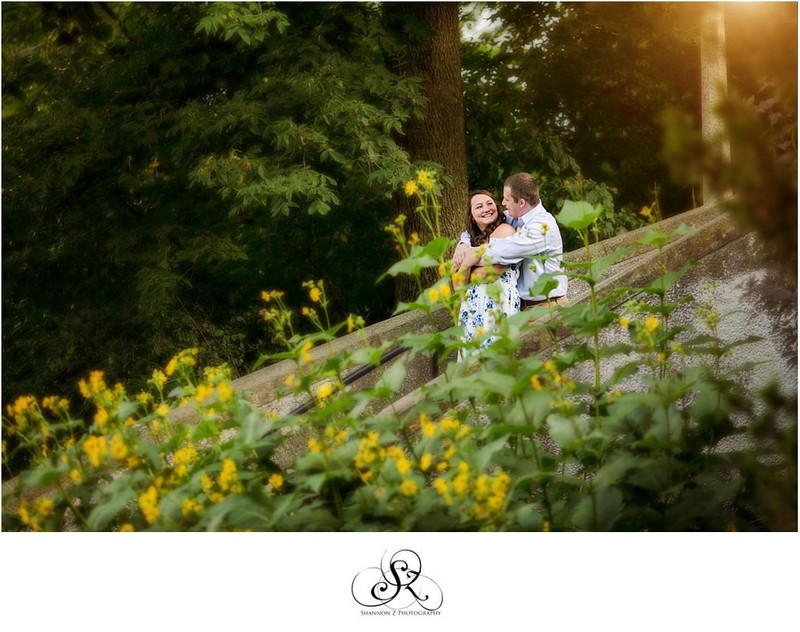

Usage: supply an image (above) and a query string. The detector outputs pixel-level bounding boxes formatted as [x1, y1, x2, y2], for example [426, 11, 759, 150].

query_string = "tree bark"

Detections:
[383, 2, 468, 301]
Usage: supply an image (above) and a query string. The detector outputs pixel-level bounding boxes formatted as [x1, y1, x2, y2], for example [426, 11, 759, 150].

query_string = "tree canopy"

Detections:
[2, 1, 796, 406]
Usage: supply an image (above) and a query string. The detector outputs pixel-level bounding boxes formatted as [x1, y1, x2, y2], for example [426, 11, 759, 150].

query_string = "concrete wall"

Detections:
[221, 202, 782, 422]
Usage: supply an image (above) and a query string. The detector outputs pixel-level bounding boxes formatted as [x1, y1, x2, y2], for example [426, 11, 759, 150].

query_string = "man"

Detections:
[453, 172, 568, 307]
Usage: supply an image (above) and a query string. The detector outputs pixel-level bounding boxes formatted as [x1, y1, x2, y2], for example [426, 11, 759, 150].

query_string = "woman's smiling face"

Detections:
[470, 193, 498, 230]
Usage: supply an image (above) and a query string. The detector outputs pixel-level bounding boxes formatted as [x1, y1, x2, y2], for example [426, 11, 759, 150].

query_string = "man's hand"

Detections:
[451, 242, 471, 269]
[459, 246, 480, 270]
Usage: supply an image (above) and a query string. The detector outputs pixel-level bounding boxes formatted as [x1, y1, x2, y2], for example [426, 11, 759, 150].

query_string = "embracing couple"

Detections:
[452, 172, 568, 356]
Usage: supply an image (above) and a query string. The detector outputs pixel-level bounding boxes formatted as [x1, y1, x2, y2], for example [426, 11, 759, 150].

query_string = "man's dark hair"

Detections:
[504, 172, 540, 207]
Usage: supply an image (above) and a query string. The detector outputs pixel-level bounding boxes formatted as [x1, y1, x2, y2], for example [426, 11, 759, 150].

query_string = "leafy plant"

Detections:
[3, 172, 795, 531]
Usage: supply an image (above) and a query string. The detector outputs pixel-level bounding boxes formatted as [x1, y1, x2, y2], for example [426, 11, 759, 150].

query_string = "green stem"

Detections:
[56, 480, 91, 531]
[583, 228, 602, 416]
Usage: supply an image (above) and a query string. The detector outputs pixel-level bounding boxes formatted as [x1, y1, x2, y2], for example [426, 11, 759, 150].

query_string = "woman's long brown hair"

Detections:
[465, 189, 505, 246]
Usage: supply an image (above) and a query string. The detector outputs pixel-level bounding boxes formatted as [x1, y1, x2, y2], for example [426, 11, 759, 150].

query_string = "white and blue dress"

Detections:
[458, 237, 521, 358]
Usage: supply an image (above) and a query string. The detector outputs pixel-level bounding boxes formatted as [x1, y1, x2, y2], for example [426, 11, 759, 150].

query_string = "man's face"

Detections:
[502, 186, 522, 217]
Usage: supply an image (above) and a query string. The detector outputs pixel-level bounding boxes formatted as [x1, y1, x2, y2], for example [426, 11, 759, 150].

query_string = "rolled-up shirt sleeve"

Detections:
[459, 230, 470, 245]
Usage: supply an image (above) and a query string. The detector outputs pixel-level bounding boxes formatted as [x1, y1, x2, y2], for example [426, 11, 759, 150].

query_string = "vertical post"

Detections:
[700, 3, 731, 205]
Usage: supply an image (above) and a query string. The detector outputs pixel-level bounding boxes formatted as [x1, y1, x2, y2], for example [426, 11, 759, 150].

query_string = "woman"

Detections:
[457, 190, 521, 358]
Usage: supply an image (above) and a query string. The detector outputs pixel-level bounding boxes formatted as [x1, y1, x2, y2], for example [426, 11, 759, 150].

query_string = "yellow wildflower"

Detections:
[409, 232, 420, 245]
[531, 375, 544, 391]
[201, 472, 214, 491]
[400, 479, 418, 496]
[309, 287, 322, 303]
[347, 316, 355, 333]
[433, 478, 451, 505]
[487, 495, 504, 510]
[439, 284, 451, 299]
[395, 458, 412, 476]
[404, 180, 418, 196]
[150, 369, 166, 388]
[173, 445, 198, 479]
[619, 316, 630, 330]
[420, 453, 433, 472]
[138, 485, 159, 525]
[644, 315, 660, 332]
[69, 468, 82, 484]
[284, 373, 297, 387]
[491, 472, 511, 496]
[315, 382, 334, 401]
[181, 498, 204, 517]
[19, 503, 31, 526]
[195, 383, 214, 404]
[217, 382, 234, 403]
[640, 205, 652, 218]
[439, 416, 459, 433]
[165, 357, 178, 377]
[308, 438, 322, 453]
[419, 413, 437, 438]
[119, 523, 135, 532]
[474, 474, 490, 500]
[269, 473, 284, 490]
[94, 408, 109, 433]
[453, 472, 469, 496]
[82, 435, 107, 468]
[300, 341, 313, 364]
[37, 498, 54, 517]
[155, 403, 170, 418]
[219, 458, 238, 492]
[383, 445, 400, 460]
[110, 434, 129, 460]
[416, 170, 434, 189]
[427, 287, 440, 303]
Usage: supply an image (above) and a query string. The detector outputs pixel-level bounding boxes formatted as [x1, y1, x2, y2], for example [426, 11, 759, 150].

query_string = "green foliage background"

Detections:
[2, 1, 796, 418]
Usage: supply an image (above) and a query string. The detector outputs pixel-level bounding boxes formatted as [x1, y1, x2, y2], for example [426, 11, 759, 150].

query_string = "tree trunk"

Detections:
[383, 2, 468, 302]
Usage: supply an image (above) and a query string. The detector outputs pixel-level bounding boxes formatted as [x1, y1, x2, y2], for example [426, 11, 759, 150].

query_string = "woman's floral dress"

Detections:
[458, 240, 521, 359]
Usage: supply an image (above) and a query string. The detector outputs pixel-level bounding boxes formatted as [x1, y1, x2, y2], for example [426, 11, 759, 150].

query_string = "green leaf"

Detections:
[376, 360, 407, 394]
[558, 200, 603, 230]
[637, 228, 670, 248]
[20, 464, 67, 489]
[570, 487, 624, 531]
[547, 413, 588, 446]
[87, 487, 138, 531]
[473, 437, 509, 471]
